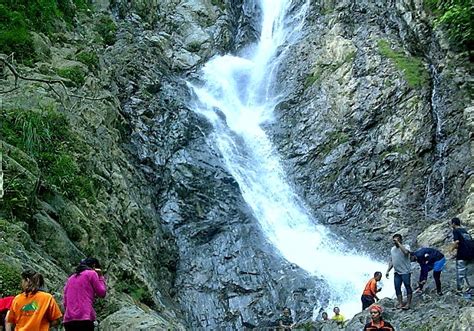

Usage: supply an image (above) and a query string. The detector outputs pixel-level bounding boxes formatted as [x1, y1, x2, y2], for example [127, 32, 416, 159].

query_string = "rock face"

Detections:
[0, 0, 472, 330]
[270, 0, 472, 249]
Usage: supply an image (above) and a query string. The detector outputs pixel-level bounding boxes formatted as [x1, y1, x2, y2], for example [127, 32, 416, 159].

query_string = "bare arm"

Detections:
[398, 243, 410, 256]
[386, 261, 393, 278]
[451, 241, 459, 251]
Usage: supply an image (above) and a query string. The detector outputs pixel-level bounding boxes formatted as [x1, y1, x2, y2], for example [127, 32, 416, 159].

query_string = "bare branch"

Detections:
[0, 57, 111, 102]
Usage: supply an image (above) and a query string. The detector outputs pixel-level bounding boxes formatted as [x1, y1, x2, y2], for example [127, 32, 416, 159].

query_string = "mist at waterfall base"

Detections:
[188, 0, 394, 320]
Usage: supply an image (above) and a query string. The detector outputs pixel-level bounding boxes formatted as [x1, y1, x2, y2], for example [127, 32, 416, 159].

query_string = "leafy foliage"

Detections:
[377, 40, 429, 88]
[76, 51, 99, 71]
[0, 1, 90, 62]
[1, 107, 96, 221]
[116, 271, 155, 307]
[425, 0, 473, 50]
[56, 66, 86, 86]
[0, 261, 21, 296]
[96, 16, 117, 46]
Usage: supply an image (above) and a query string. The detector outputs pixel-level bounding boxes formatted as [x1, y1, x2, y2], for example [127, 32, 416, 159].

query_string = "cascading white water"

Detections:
[189, 0, 393, 319]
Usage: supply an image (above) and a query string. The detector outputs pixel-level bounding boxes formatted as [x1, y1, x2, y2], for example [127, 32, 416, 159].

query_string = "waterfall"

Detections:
[189, 0, 392, 319]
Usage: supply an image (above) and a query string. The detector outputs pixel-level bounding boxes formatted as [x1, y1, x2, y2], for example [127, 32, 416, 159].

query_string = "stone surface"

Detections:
[0, 0, 472, 330]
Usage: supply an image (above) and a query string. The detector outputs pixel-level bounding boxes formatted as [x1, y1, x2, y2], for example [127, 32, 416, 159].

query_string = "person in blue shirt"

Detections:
[410, 247, 446, 295]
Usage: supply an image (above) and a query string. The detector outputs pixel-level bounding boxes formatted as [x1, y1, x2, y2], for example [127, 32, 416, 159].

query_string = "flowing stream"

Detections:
[189, 0, 392, 319]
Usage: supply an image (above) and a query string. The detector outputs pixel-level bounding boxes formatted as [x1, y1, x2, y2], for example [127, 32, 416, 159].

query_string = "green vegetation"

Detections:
[1, 107, 96, 220]
[56, 66, 86, 86]
[116, 271, 155, 307]
[377, 40, 429, 88]
[0, 1, 90, 62]
[304, 71, 321, 88]
[211, 0, 225, 10]
[76, 51, 99, 71]
[0, 261, 21, 296]
[96, 15, 117, 46]
[425, 0, 473, 51]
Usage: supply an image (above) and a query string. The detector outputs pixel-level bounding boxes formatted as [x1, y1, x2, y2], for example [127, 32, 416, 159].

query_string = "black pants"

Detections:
[433, 270, 442, 292]
[361, 295, 375, 310]
[64, 320, 95, 331]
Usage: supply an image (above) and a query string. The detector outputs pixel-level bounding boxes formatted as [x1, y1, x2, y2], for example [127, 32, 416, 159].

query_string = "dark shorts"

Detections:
[64, 320, 95, 331]
[361, 295, 375, 310]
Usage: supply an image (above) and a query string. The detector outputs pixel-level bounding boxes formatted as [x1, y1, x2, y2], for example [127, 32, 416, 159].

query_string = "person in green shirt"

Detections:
[331, 306, 345, 325]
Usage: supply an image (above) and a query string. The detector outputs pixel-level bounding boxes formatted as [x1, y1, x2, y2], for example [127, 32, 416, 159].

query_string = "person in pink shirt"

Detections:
[63, 258, 107, 331]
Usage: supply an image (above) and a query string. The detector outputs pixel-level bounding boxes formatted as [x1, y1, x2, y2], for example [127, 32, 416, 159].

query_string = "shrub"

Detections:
[96, 16, 117, 46]
[76, 51, 99, 71]
[56, 66, 86, 87]
[0, 107, 96, 209]
[0, 1, 91, 62]
[425, 0, 473, 51]
[0, 262, 21, 296]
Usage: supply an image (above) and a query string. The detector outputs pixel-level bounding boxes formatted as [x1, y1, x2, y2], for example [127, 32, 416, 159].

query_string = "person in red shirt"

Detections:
[361, 272, 382, 310]
[363, 305, 395, 331]
[0, 296, 14, 331]
[6, 270, 62, 331]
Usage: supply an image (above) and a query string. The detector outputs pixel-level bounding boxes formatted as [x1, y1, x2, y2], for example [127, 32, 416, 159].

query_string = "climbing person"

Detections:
[361, 271, 383, 310]
[277, 307, 295, 330]
[386, 233, 413, 310]
[0, 295, 14, 331]
[363, 304, 395, 331]
[411, 247, 446, 295]
[450, 217, 474, 294]
[331, 306, 345, 326]
[63, 257, 107, 331]
[5, 270, 62, 331]
[321, 311, 329, 321]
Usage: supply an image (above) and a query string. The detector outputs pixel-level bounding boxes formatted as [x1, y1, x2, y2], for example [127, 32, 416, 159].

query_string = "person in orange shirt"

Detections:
[6, 270, 62, 331]
[361, 271, 382, 310]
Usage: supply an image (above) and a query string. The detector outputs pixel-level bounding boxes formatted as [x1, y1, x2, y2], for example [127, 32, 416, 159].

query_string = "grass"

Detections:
[377, 40, 429, 88]
[1, 107, 96, 220]
[56, 66, 86, 87]
[76, 51, 99, 71]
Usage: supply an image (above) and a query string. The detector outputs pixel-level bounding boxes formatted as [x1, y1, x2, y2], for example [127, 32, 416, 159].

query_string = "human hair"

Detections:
[21, 270, 44, 296]
[333, 306, 339, 312]
[75, 257, 101, 275]
[374, 271, 382, 278]
[451, 217, 461, 226]
[392, 234, 402, 241]
[283, 307, 291, 314]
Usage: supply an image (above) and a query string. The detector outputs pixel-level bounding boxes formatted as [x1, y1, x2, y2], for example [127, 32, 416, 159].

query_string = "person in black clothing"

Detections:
[411, 247, 446, 295]
[278, 307, 295, 330]
[363, 305, 395, 331]
[451, 217, 474, 293]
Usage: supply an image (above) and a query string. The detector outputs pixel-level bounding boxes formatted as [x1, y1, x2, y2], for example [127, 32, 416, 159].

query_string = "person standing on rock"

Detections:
[6, 270, 62, 331]
[361, 271, 382, 310]
[386, 233, 413, 310]
[63, 258, 107, 331]
[331, 306, 345, 325]
[450, 217, 474, 294]
[410, 247, 445, 295]
[321, 311, 329, 321]
[363, 304, 395, 331]
[277, 307, 295, 330]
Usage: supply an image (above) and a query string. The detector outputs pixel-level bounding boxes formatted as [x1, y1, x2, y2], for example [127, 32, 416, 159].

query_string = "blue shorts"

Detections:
[433, 257, 446, 272]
